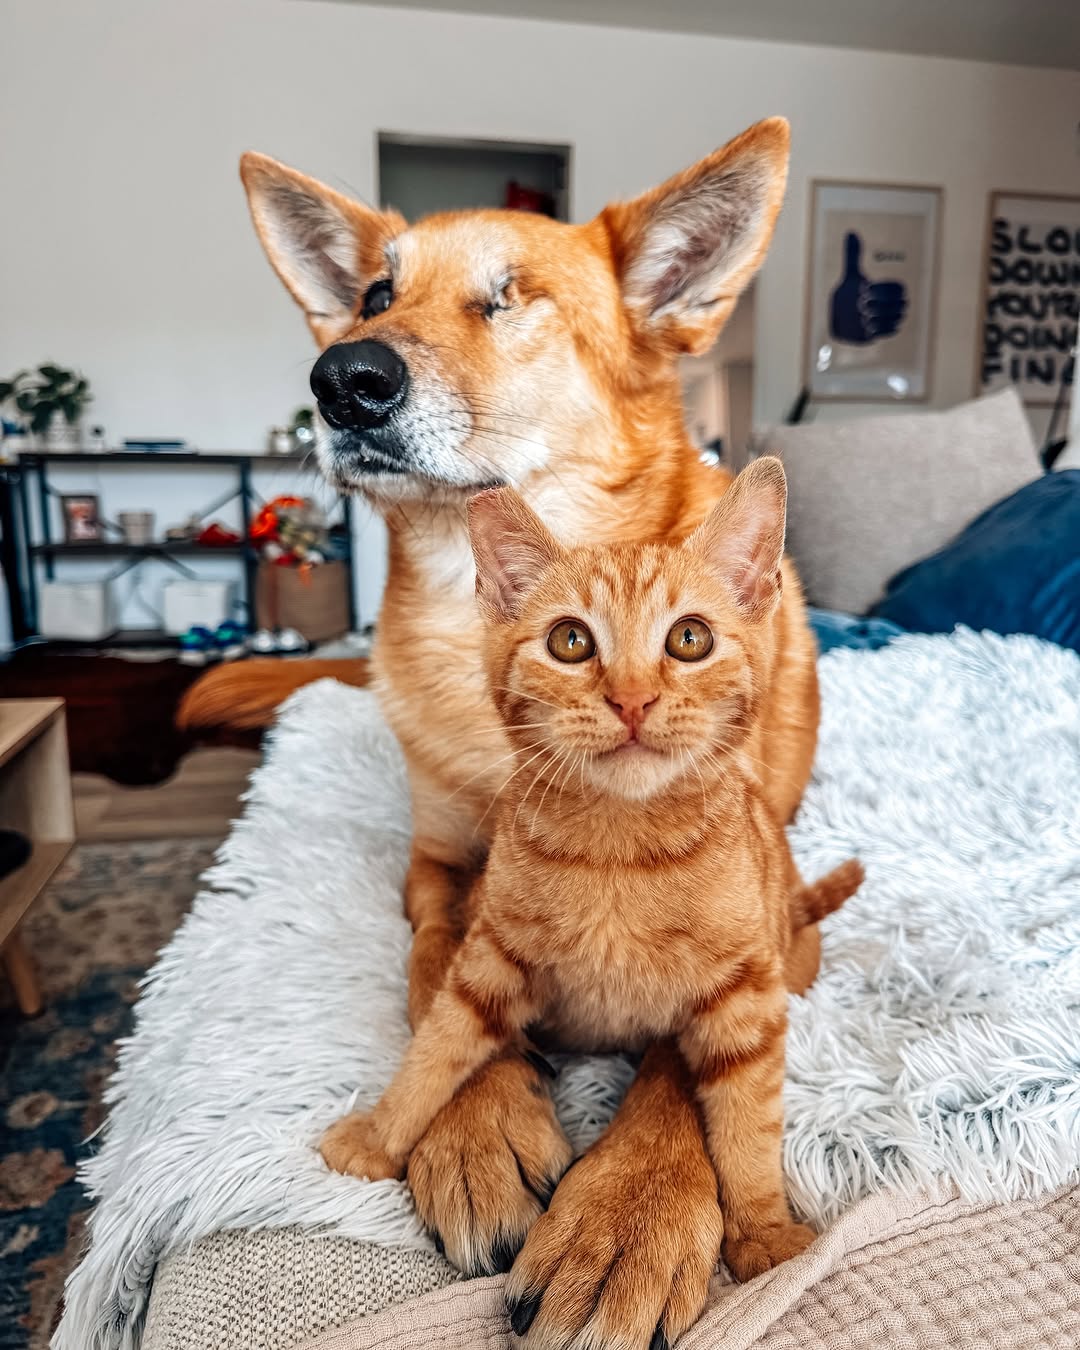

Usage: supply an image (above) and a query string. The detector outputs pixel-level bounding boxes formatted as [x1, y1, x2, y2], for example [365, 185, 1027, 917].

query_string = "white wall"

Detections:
[4, 0, 1078, 626]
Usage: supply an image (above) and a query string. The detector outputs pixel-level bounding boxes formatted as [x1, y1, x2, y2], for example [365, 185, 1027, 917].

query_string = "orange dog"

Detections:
[235, 118, 820, 1349]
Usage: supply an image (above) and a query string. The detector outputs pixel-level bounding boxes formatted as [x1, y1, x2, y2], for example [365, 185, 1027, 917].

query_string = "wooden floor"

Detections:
[74, 747, 261, 842]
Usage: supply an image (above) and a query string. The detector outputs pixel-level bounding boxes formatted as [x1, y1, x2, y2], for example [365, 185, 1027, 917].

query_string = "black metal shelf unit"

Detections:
[6, 450, 356, 646]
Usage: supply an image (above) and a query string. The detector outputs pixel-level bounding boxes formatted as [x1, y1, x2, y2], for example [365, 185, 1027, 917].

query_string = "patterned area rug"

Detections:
[0, 839, 219, 1350]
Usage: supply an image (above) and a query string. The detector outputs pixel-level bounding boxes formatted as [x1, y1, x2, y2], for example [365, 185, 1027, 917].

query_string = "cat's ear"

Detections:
[468, 488, 563, 622]
[689, 457, 787, 619]
[239, 152, 404, 344]
[601, 117, 790, 356]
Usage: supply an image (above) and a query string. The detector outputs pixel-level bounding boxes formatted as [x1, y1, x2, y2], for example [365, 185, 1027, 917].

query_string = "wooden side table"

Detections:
[0, 699, 75, 1014]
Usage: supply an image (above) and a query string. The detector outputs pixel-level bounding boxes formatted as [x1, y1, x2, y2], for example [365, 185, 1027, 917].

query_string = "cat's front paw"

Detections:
[319, 1111, 402, 1181]
[723, 1220, 816, 1282]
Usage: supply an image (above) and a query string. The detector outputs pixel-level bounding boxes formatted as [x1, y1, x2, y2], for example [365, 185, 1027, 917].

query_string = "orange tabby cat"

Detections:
[321, 458, 861, 1330]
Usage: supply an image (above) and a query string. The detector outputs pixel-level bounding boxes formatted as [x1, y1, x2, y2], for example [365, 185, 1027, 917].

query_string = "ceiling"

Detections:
[329, 0, 1080, 71]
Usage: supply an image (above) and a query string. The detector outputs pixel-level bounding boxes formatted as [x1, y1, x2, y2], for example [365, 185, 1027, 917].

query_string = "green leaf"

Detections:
[0, 383, 13, 401]
[15, 392, 37, 413]
[38, 363, 63, 381]
[31, 407, 51, 434]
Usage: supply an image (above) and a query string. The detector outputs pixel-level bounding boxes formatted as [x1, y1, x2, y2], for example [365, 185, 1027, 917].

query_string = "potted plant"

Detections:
[0, 363, 92, 450]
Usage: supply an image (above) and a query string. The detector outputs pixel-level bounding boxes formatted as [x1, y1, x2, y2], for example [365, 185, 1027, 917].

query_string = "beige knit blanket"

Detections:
[144, 1178, 1079, 1350]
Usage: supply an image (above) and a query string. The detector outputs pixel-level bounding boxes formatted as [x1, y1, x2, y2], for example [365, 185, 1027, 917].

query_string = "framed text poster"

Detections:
[977, 192, 1080, 406]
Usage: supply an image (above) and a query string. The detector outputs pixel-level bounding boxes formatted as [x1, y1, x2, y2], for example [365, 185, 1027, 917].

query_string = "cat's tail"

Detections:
[791, 858, 864, 930]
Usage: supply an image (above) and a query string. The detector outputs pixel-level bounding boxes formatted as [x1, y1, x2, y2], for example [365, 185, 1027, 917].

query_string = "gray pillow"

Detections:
[753, 388, 1041, 614]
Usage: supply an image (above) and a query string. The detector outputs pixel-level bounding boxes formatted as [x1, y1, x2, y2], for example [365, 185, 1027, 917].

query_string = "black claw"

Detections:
[649, 1325, 670, 1350]
[507, 1288, 543, 1337]
[524, 1048, 557, 1080]
[432, 1232, 446, 1257]
[489, 1233, 519, 1274]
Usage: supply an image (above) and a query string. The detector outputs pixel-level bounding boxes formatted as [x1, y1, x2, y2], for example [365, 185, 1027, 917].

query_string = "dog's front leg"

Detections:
[402, 846, 572, 1276]
[506, 1041, 723, 1350]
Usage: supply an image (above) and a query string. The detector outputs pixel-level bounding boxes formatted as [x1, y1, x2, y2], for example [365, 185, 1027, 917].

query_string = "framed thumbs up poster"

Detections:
[803, 181, 942, 401]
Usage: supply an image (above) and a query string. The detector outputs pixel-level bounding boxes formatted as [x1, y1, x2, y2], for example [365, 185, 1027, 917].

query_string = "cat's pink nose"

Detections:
[605, 689, 659, 734]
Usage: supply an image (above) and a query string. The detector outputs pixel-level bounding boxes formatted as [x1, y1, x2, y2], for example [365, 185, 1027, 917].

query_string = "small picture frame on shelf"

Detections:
[60, 493, 103, 543]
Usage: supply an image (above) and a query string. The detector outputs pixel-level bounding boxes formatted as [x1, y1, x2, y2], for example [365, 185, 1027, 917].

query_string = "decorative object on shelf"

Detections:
[86, 424, 108, 452]
[267, 426, 293, 456]
[117, 510, 155, 545]
[60, 493, 103, 543]
[121, 439, 188, 453]
[290, 406, 315, 451]
[250, 495, 328, 568]
[195, 521, 241, 548]
[804, 182, 942, 401]
[976, 191, 1080, 407]
[0, 363, 92, 449]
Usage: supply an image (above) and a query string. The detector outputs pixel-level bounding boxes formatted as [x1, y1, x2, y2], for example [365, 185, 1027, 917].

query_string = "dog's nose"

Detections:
[310, 341, 409, 431]
[605, 689, 659, 734]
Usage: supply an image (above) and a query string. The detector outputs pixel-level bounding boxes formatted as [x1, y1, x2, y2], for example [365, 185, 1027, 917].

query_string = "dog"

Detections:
[199, 117, 819, 1350]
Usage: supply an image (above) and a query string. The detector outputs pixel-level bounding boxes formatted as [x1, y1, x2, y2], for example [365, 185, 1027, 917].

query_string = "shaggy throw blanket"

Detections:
[54, 631, 1080, 1350]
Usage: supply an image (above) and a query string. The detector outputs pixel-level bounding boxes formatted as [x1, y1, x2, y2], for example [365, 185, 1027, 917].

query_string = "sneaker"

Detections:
[213, 621, 248, 660]
[178, 626, 220, 666]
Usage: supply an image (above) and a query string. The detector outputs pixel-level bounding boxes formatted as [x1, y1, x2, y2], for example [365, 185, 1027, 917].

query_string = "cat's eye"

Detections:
[547, 620, 596, 663]
[665, 618, 714, 662]
[362, 279, 393, 320]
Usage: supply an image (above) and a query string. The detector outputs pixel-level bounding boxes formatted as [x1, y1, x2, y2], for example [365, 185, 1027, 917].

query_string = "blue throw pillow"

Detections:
[870, 471, 1080, 651]
[809, 608, 905, 655]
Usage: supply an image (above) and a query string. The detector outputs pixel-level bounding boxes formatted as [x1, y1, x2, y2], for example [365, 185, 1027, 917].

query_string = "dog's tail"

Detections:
[176, 659, 370, 732]
[791, 858, 864, 930]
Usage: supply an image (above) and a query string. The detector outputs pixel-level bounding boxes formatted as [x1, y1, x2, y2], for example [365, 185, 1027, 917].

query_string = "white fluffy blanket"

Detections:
[55, 631, 1080, 1350]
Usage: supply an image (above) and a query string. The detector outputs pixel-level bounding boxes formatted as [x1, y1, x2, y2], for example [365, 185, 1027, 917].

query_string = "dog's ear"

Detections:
[602, 118, 790, 356]
[468, 488, 563, 622]
[239, 152, 404, 344]
[687, 457, 787, 619]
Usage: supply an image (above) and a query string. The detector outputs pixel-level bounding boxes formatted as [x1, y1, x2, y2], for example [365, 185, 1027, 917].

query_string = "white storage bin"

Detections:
[39, 580, 117, 641]
[162, 580, 235, 635]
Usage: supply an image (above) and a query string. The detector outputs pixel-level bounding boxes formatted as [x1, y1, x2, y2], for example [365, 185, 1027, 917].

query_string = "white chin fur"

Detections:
[584, 747, 685, 801]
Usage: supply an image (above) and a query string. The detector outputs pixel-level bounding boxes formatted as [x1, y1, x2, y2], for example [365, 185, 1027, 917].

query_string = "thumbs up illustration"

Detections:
[829, 232, 908, 345]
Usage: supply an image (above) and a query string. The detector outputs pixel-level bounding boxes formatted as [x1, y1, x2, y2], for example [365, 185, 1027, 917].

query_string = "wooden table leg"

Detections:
[2, 930, 43, 1016]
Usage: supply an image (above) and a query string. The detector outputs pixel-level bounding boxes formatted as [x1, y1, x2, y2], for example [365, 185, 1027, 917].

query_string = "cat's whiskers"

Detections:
[511, 750, 559, 839]
[680, 747, 710, 833]
[557, 751, 585, 813]
[447, 739, 547, 800]
[472, 743, 556, 839]
[530, 745, 575, 836]
[492, 686, 565, 711]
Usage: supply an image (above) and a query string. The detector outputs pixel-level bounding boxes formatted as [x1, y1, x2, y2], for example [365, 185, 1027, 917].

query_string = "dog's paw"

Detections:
[505, 1118, 722, 1349]
[723, 1220, 816, 1282]
[407, 1051, 571, 1276]
[319, 1111, 402, 1181]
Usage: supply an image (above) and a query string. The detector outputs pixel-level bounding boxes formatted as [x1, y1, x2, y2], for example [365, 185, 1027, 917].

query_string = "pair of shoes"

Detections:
[249, 627, 311, 656]
[178, 621, 249, 666]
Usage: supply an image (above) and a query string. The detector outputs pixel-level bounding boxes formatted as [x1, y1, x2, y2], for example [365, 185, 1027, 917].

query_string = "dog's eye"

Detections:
[482, 280, 513, 319]
[665, 618, 714, 662]
[362, 280, 393, 320]
[547, 620, 596, 663]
